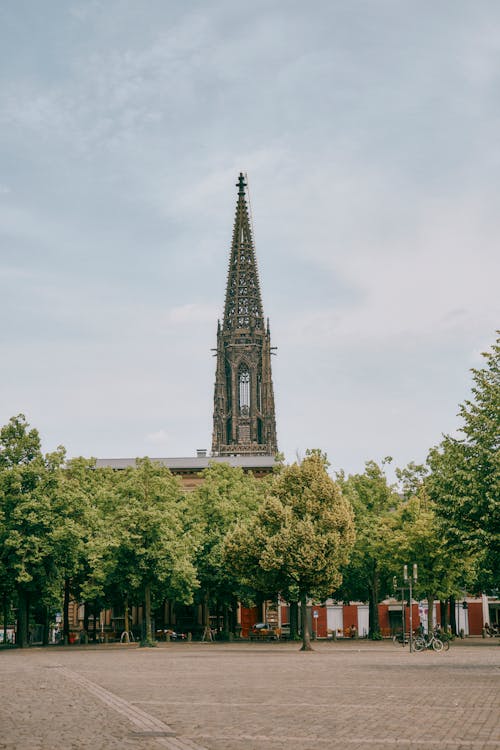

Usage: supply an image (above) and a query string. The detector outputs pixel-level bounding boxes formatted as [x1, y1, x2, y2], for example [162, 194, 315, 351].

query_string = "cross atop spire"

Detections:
[237, 172, 246, 196]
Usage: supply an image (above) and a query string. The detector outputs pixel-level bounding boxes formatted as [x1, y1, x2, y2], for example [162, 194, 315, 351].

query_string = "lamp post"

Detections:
[404, 564, 418, 652]
[393, 576, 405, 645]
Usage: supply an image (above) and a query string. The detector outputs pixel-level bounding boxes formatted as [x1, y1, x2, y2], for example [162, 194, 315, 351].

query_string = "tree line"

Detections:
[0, 335, 498, 651]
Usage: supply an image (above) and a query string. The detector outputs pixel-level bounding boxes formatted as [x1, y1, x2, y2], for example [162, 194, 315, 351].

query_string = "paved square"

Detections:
[0, 640, 498, 750]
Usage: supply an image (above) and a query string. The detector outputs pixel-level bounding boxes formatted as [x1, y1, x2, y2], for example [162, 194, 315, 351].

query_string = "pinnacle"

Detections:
[223, 173, 264, 332]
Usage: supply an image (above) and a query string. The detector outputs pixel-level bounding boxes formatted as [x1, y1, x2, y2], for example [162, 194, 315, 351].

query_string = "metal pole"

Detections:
[409, 577, 413, 652]
[402, 587, 405, 645]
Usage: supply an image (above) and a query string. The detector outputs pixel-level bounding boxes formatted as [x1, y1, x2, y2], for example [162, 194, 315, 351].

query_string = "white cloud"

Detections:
[166, 303, 219, 325]
[145, 429, 170, 446]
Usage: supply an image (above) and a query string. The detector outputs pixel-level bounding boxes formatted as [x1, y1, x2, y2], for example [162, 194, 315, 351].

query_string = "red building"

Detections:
[241, 595, 498, 639]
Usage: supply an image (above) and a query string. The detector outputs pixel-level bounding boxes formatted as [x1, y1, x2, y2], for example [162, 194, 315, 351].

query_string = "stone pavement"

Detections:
[0, 639, 498, 750]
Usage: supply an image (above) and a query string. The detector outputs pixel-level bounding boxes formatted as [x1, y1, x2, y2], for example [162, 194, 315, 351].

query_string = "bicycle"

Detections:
[414, 632, 444, 652]
[437, 631, 451, 650]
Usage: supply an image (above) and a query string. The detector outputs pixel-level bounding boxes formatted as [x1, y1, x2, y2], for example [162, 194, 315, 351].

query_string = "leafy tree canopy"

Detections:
[0, 414, 41, 468]
[225, 452, 355, 649]
[427, 334, 500, 584]
[188, 462, 264, 610]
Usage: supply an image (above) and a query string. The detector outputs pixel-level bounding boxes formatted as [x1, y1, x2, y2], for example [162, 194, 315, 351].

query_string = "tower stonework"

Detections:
[212, 174, 278, 457]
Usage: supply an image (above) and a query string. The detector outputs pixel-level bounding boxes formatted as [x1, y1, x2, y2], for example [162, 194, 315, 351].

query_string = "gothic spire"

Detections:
[223, 173, 264, 332]
[212, 173, 277, 457]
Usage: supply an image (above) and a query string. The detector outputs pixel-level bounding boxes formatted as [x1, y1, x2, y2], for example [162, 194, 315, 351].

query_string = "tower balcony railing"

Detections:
[215, 443, 273, 456]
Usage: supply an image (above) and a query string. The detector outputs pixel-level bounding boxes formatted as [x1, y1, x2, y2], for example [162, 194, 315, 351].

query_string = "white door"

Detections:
[455, 603, 469, 635]
[358, 605, 369, 638]
[327, 605, 344, 637]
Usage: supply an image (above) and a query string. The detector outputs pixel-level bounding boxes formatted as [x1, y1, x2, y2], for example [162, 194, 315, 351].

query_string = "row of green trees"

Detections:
[0, 335, 498, 650]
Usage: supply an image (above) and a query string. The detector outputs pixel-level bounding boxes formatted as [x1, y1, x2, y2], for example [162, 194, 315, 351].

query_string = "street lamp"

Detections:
[403, 564, 418, 652]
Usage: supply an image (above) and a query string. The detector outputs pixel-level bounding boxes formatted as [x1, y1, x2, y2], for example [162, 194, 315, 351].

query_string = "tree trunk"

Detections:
[3, 592, 8, 645]
[16, 588, 29, 648]
[42, 604, 49, 646]
[215, 600, 221, 637]
[369, 568, 380, 637]
[123, 595, 130, 642]
[290, 601, 298, 639]
[63, 578, 70, 644]
[300, 592, 313, 651]
[144, 583, 153, 643]
[202, 591, 212, 641]
[231, 596, 238, 635]
[427, 594, 436, 633]
[439, 600, 447, 630]
[92, 606, 98, 642]
[82, 602, 89, 644]
[449, 596, 457, 635]
[223, 604, 230, 634]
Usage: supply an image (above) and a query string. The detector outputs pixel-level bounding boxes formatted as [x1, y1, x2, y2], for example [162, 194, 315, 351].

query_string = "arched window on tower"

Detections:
[238, 366, 250, 416]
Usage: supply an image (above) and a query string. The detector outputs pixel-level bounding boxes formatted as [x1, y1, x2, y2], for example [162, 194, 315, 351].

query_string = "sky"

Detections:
[1, 1, 499, 480]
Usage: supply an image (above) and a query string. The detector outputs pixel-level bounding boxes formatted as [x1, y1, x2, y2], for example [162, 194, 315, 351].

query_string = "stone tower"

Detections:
[211, 173, 278, 456]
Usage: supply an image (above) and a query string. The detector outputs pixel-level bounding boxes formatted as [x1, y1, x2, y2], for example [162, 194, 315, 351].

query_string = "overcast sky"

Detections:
[1, 1, 499, 479]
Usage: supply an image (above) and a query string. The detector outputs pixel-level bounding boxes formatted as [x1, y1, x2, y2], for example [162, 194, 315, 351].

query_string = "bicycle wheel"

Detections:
[432, 637, 444, 652]
[441, 638, 450, 651]
[414, 637, 425, 652]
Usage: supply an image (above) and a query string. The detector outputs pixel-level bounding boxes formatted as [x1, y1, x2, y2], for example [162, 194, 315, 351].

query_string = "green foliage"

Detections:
[395, 462, 428, 501]
[225, 453, 355, 649]
[426, 334, 500, 586]
[0, 417, 200, 645]
[188, 462, 264, 622]
[0, 414, 41, 468]
[106, 459, 198, 603]
[0, 417, 68, 644]
[336, 461, 401, 634]
[391, 493, 471, 585]
[91, 458, 199, 642]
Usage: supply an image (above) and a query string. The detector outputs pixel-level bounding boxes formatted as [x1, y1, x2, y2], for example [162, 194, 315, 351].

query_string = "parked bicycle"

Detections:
[414, 632, 447, 652]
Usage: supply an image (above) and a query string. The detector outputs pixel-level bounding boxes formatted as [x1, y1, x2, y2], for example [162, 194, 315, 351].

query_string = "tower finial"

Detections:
[237, 172, 246, 196]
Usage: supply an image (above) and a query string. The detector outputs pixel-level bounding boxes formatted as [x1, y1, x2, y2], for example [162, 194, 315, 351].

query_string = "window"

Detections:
[239, 366, 250, 415]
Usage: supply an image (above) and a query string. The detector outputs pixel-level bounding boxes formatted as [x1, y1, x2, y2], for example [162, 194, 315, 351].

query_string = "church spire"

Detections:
[223, 172, 264, 333]
[212, 174, 278, 457]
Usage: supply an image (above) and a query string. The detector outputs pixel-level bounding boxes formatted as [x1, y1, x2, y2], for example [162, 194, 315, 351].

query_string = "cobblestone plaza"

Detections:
[1, 640, 498, 750]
